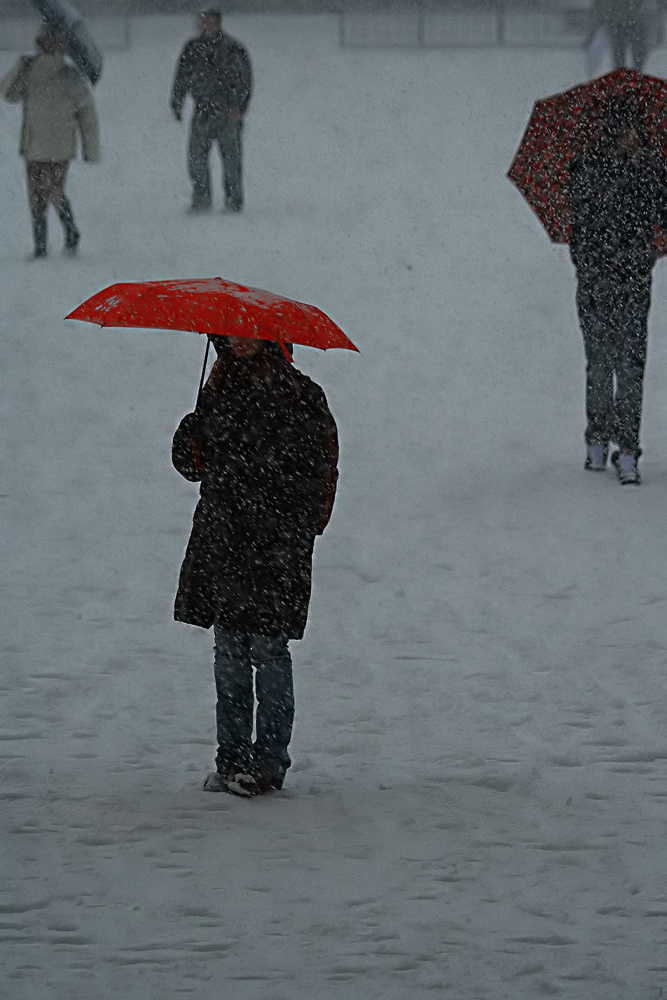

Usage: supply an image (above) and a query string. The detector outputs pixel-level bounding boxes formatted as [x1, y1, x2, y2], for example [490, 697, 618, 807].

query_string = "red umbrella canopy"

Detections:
[508, 68, 667, 249]
[66, 277, 359, 352]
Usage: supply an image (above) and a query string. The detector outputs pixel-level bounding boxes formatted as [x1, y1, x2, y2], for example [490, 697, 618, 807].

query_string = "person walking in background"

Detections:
[171, 9, 252, 213]
[567, 95, 667, 484]
[0, 24, 100, 258]
[172, 335, 338, 795]
[592, 0, 654, 70]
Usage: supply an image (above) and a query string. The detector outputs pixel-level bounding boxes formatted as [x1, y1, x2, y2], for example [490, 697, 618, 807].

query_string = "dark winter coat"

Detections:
[172, 348, 338, 638]
[567, 141, 667, 276]
[171, 31, 252, 118]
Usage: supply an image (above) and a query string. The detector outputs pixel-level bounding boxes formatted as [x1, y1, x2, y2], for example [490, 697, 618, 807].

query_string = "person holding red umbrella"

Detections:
[566, 93, 667, 483]
[171, 334, 339, 796]
[66, 275, 356, 794]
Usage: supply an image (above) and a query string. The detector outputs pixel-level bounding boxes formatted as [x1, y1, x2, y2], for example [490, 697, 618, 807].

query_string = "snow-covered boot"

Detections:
[585, 442, 607, 471]
[247, 770, 284, 794]
[611, 450, 641, 485]
[64, 227, 80, 255]
[203, 767, 255, 797]
[58, 206, 80, 255]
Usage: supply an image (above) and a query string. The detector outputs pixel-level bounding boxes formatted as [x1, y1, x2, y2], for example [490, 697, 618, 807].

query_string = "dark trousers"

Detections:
[608, 20, 648, 70]
[213, 627, 294, 780]
[26, 161, 79, 251]
[188, 112, 243, 210]
[576, 264, 650, 452]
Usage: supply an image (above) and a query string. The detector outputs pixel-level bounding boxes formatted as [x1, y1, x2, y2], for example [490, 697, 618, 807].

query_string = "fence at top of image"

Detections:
[340, 3, 664, 50]
[0, 2, 663, 53]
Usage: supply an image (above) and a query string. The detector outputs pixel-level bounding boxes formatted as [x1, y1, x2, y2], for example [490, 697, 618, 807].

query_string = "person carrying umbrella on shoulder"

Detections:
[567, 92, 667, 484]
[0, 23, 100, 258]
[172, 335, 339, 796]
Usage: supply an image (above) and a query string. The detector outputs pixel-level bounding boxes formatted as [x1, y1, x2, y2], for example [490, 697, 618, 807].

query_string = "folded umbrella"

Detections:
[31, 0, 103, 84]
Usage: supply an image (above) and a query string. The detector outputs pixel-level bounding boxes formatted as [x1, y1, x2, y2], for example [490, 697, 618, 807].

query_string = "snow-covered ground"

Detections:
[2, 14, 667, 999]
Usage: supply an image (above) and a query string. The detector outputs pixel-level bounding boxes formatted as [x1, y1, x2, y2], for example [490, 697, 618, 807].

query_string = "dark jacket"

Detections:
[171, 31, 252, 118]
[567, 141, 667, 275]
[172, 348, 338, 637]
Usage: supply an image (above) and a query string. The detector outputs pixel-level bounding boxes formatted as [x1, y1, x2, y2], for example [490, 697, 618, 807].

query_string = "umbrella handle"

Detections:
[196, 336, 212, 408]
[279, 341, 293, 362]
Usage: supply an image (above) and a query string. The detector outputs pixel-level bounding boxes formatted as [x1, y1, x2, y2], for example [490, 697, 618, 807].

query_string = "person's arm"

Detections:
[230, 44, 252, 117]
[0, 56, 32, 103]
[566, 154, 594, 216]
[72, 75, 100, 162]
[316, 414, 339, 535]
[565, 156, 589, 254]
[654, 161, 667, 229]
[171, 43, 192, 120]
[172, 412, 205, 482]
[296, 382, 339, 535]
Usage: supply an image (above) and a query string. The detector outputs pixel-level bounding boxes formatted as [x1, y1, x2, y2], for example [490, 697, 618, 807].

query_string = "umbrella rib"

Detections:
[291, 300, 320, 347]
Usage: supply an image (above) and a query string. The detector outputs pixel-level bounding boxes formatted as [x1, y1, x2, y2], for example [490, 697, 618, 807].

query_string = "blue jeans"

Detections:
[213, 627, 294, 780]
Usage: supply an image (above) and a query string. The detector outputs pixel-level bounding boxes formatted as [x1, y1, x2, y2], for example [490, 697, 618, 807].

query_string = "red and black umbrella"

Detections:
[508, 68, 667, 250]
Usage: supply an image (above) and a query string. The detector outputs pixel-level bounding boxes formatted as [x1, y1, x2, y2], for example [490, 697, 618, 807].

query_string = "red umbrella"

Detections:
[66, 277, 359, 353]
[508, 68, 667, 251]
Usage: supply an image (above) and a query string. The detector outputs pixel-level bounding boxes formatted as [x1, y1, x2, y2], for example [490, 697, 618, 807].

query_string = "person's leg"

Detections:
[26, 162, 48, 256]
[212, 627, 254, 773]
[576, 267, 617, 450]
[251, 634, 294, 786]
[48, 162, 79, 251]
[614, 273, 650, 453]
[609, 22, 627, 67]
[629, 18, 649, 70]
[188, 112, 213, 209]
[217, 120, 244, 211]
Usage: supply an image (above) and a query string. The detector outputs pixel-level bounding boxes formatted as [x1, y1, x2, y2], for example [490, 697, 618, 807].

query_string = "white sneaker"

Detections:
[585, 442, 607, 471]
[612, 450, 640, 485]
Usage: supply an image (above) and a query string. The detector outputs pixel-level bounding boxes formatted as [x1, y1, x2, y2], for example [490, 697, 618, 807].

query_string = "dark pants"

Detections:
[576, 263, 650, 452]
[213, 627, 294, 780]
[608, 20, 648, 70]
[188, 112, 243, 210]
[26, 161, 79, 252]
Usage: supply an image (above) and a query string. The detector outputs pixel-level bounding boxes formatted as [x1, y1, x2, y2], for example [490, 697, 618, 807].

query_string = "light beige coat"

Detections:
[0, 53, 100, 163]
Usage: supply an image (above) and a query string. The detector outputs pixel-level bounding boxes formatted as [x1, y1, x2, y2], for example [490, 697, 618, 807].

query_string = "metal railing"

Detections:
[340, 2, 664, 50]
[0, 1, 662, 53]
[0, 0, 598, 15]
